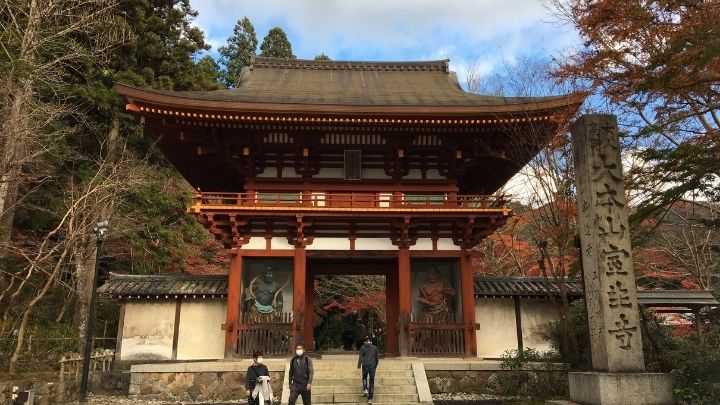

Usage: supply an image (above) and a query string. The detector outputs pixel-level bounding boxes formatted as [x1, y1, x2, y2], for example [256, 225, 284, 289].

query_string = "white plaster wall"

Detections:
[120, 301, 175, 361]
[425, 169, 445, 180]
[361, 168, 390, 179]
[242, 237, 266, 250]
[270, 237, 295, 250]
[409, 238, 433, 250]
[378, 193, 392, 208]
[406, 169, 422, 180]
[306, 237, 350, 250]
[436, 238, 460, 250]
[475, 298, 518, 358]
[520, 300, 557, 355]
[316, 168, 343, 178]
[354, 238, 396, 250]
[176, 299, 226, 360]
[281, 167, 301, 178]
[255, 167, 277, 178]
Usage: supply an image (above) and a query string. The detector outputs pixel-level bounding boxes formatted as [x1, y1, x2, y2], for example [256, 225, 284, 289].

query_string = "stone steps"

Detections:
[295, 360, 422, 404]
[312, 384, 417, 394]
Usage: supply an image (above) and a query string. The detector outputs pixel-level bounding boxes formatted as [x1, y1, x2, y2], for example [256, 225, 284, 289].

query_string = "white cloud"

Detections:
[190, 0, 580, 81]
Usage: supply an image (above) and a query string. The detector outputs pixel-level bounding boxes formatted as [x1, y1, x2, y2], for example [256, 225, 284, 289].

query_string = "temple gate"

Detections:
[118, 57, 582, 357]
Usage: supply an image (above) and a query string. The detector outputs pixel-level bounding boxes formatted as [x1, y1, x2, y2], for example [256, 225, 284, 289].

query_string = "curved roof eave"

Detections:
[116, 83, 586, 117]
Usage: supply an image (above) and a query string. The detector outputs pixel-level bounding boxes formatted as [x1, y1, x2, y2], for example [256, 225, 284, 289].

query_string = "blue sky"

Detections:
[190, 0, 582, 87]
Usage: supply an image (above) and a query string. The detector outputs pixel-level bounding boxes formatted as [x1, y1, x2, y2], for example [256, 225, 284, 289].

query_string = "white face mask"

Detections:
[256, 357, 264, 364]
[296, 349, 304, 356]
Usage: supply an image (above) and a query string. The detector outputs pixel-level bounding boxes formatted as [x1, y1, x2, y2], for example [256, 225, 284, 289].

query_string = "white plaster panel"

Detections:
[175, 299, 226, 360]
[270, 237, 294, 250]
[120, 301, 175, 361]
[520, 299, 557, 355]
[241, 237, 266, 250]
[425, 169, 445, 180]
[255, 167, 277, 178]
[311, 192, 326, 207]
[306, 237, 350, 250]
[405, 169, 422, 180]
[378, 193, 392, 208]
[361, 168, 390, 179]
[409, 238, 433, 250]
[354, 238, 396, 250]
[316, 168, 343, 178]
[475, 298, 518, 358]
[436, 238, 460, 250]
[281, 167, 301, 178]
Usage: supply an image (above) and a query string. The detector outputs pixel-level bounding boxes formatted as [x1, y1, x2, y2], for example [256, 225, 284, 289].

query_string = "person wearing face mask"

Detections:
[245, 351, 270, 405]
[288, 344, 313, 405]
[357, 336, 379, 404]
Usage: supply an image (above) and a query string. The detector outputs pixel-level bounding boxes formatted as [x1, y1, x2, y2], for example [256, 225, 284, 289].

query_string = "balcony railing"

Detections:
[191, 192, 510, 212]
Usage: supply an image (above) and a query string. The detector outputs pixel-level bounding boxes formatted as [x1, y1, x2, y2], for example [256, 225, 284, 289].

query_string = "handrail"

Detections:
[192, 192, 510, 210]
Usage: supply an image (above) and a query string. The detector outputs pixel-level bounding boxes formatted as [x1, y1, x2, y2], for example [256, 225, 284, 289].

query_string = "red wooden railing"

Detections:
[192, 192, 509, 210]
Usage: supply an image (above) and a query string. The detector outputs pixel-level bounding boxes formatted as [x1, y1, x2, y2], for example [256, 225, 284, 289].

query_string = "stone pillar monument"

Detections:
[570, 115, 676, 405]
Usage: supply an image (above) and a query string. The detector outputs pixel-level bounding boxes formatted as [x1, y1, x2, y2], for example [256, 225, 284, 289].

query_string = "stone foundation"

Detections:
[128, 363, 285, 402]
[569, 372, 676, 405]
[0, 380, 78, 405]
[425, 361, 568, 395]
[91, 371, 131, 396]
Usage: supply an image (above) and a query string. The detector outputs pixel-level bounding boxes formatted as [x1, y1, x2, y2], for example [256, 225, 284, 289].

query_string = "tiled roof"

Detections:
[474, 276, 584, 298]
[119, 56, 571, 108]
[97, 272, 227, 299]
[636, 290, 718, 306]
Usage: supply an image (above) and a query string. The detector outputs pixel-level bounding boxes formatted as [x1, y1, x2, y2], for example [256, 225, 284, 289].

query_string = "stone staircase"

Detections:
[283, 355, 430, 405]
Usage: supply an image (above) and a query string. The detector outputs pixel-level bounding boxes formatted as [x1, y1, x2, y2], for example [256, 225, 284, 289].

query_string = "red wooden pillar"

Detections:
[292, 246, 307, 350]
[398, 247, 412, 357]
[224, 250, 242, 357]
[304, 269, 315, 351]
[460, 252, 477, 357]
[385, 268, 398, 354]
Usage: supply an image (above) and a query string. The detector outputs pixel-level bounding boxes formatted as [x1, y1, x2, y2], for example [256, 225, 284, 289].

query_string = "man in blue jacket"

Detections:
[357, 336, 379, 404]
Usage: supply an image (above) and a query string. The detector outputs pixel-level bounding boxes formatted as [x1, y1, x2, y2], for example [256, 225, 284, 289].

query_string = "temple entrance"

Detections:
[306, 258, 395, 353]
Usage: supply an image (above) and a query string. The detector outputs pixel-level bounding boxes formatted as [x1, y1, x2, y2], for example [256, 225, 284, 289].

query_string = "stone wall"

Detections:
[128, 370, 284, 402]
[425, 362, 568, 395]
[91, 371, 130, 396]
[0, 380, 78, 405]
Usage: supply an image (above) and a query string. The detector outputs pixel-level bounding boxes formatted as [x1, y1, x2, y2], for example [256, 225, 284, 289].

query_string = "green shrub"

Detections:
[487, 348, 568, 399]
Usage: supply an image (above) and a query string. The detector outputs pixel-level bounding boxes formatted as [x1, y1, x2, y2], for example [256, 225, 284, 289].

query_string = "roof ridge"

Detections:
[107, 271, 226, 281]
[250, 56, 450, 73]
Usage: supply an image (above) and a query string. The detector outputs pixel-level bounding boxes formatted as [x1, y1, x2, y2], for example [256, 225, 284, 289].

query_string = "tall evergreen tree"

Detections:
[218, 17, 258, 88]
[259, 27, 295, 59]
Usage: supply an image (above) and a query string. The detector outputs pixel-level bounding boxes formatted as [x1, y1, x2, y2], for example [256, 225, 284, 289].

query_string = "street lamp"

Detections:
[79, 220, 109, 402]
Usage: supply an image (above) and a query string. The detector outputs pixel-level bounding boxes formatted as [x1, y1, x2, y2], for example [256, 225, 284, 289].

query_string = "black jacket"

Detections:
[288, 355, 314, 386]
[357, 343, 379, 368]
[244, 363, 270, 390]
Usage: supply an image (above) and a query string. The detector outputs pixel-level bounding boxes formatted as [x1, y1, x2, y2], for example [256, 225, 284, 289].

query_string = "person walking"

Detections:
[288, 344, 313, 405]
[355, 319, 367, 350]
[245, 351, 270, 405]
[357, 336, 379, 404]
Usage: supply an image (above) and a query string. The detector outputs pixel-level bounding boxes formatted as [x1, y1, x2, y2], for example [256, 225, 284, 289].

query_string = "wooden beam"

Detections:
[292, 246, 307, 350]
[398, 247, 412, 356]
[224, 252, 243, 357]
[115, 303, 125, 361]
[461, 254, 478, 357]
[171, 299, 182, 360]
[514, 296, 524, 355]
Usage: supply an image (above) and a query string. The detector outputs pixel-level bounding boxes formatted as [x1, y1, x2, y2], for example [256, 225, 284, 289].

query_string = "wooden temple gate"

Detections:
[117, 56, 583, 358]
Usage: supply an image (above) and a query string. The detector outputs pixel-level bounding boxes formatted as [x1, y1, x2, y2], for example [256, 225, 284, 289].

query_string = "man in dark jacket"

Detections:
[288, 344, 313, 405]
[357, 336, 379, 404]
